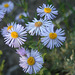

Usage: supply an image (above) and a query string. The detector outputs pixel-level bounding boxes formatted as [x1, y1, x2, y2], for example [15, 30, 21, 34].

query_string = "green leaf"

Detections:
[0, 50, 3, 56]
[42, 53, 47, 59]
[40, 68, 47, 75]
[40, 68, 51, 75]
[0, 60, 5, 71]
[56, 73, 59, 75]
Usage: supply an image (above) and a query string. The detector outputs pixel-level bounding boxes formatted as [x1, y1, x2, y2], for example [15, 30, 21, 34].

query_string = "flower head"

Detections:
[1, 22, 16, 37]
[0, 9, 5, 21]
[41, 25, 66, 49]
[16, 47, 30, 57]
[19, 49, 44, 74]
[15, 12, 29, 22]
[0, 1, 14, 13]
[26, 18, 53, 36]
[37, 4, 58, 20]
[4, 23, 27, 48]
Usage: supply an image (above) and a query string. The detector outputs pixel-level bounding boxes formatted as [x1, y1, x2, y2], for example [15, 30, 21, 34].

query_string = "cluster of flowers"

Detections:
[0, 1, 29, 22]
[0, 1, 66, 74]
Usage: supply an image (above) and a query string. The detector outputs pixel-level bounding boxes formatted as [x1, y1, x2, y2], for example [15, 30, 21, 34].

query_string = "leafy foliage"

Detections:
[0, 50, 5, 75]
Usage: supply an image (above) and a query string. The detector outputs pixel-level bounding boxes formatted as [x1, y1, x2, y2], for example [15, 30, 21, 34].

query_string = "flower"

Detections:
[37, 3, 58, 20]
[19, 49, 44, 74]
[15, 12, 29, 22]
[0, 9, 5, 21]
[16, 47, 30, 56]
[41, 25, 66, 49]
[1, 22, 16, 37]
[0, 1, 14, 13]
[26, 18, 53, 36]
[4, 24, 27, 48]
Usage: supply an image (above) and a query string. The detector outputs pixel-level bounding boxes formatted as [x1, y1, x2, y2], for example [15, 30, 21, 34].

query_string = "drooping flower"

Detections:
[37, 3, 58, 20]
[0, 1, 14, 13]
[1, 22, 16, 37]
[41, 25, 66, 49]
[15, 12, 29, 22]
[4, 24, 27, 48]
[26, 18, 53, 36]
[19, 49, 44, 74]
[16, 47, 30, 57]
[0, 9, 5, 21]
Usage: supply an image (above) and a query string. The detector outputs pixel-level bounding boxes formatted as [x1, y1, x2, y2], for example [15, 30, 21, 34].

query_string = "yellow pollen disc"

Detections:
[7, 26, 13, 31]
[4, 3, 9, 8]
[11, 31, 18, 38]
[35, 21, 42, 27]
[27, 57, 35, 65]
[49, 33, 57, 39]
[44, 8, 52, 13]
[19, 15, 22, 19]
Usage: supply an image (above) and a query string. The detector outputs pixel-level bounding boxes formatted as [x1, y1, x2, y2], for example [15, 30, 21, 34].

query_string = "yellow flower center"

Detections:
[4, 3, 9, 8]
[35, 21, 42, 27]
[44, 8, 52, 13]
[19, 15, 22, 19]
[27, 57, 35, 65]
[49, 33, 57, 39]
[11, 31, 18, 38]
[7, 26, 13, 31]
